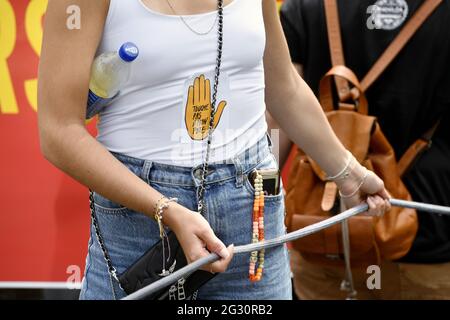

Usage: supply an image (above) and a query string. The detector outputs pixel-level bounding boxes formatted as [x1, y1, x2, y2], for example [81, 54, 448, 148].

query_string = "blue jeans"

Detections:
[79, 135, 292, 300]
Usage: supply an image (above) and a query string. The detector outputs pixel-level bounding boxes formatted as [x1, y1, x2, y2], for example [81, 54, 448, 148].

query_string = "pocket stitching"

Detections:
[93, 203, 129, 215]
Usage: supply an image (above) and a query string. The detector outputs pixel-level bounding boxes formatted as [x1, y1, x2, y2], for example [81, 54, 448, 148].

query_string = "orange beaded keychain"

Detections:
[249, 170, 265, 282]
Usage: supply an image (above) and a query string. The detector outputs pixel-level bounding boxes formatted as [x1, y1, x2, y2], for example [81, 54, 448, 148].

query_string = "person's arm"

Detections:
[38, 0, 232, 271]
[262, 0, 390, 213]
[266, 63, 303, 169]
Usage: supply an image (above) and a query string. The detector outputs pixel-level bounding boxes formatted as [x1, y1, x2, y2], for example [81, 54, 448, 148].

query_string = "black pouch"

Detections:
[89, 190, 215, 300]
[118, 231, 216, 300]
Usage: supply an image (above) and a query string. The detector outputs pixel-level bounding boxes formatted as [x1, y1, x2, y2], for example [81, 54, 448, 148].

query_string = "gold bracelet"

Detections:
[153, 196, 168, 221]
[154, 197, 178, 239]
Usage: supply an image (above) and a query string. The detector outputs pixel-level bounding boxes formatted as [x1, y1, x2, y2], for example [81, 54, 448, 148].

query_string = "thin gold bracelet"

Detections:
[154, 197, 178, 240]
[153, 196, 168, 221]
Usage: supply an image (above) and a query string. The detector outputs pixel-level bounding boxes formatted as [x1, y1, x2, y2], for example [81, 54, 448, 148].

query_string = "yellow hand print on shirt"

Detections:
[185, 74, 227, 140]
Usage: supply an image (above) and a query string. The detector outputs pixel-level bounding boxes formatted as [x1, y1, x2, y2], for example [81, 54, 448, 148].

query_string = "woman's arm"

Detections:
[38, 0, 161, 219]
[262, 0, 390, 212]
[38, 0, 232, 271]
[266, 63, 303, 168]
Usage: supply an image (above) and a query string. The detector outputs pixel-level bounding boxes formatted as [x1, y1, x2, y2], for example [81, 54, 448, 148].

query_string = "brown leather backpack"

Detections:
[285, 0, 442, 268]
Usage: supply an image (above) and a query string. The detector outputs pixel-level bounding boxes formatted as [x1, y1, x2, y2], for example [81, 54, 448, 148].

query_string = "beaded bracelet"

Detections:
[249, 170, 265, 282]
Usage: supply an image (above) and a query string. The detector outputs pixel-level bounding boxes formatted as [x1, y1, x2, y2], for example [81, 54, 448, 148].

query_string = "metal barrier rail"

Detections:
[123, 199, 450, 300]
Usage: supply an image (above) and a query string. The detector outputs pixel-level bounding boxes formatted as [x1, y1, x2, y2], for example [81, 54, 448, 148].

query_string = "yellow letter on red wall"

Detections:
[0, 0, 18, 114]
[25, 0, 48, 112]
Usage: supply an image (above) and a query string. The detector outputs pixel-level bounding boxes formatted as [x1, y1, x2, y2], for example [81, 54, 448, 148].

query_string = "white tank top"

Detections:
[96, 0, 267, 166]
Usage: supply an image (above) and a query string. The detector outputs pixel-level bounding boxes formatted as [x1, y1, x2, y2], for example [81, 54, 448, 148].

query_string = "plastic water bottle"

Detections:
[86, 42, 139, 119]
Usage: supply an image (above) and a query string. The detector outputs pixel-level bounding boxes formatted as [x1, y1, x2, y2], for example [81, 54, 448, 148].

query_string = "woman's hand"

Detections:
[163, 203, 234, 273]
[335, 159, 392, 216]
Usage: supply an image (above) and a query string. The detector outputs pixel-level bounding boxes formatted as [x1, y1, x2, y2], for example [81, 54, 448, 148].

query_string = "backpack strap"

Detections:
[397, 120, 441, 176]
[319, 65, 368, 115]
[323, 0, 350, 101]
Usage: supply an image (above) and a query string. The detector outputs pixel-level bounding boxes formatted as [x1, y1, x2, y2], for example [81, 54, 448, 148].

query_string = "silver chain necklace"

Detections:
[196, 0, 223, 214]
[165, 0, 219, 35]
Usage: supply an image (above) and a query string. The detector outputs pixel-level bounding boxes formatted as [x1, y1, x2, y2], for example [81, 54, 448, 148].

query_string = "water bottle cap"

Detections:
[118, 42, 139, 62]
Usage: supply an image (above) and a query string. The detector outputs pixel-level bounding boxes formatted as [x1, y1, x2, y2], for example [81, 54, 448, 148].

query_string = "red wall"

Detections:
[0, 0, 91, 282]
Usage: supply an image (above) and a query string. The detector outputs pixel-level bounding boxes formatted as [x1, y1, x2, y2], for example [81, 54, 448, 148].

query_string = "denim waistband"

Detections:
[110, 134, 272, 187]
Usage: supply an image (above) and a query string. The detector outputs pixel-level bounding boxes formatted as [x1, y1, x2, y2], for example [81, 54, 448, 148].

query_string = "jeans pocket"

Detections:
[243, 153, 283, 203]
[93, 191, 129, 215]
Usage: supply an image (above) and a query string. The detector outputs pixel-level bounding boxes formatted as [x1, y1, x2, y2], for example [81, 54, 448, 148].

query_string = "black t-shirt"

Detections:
[281, 0, 450, 263]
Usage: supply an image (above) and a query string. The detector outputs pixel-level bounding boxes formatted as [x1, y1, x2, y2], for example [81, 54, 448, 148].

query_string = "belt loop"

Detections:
[233, 156, 244, 188]
[141, 160, 153, 184]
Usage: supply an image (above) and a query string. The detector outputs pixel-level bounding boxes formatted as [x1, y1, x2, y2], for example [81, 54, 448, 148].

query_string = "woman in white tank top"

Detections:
[38, 0, 391, 300]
